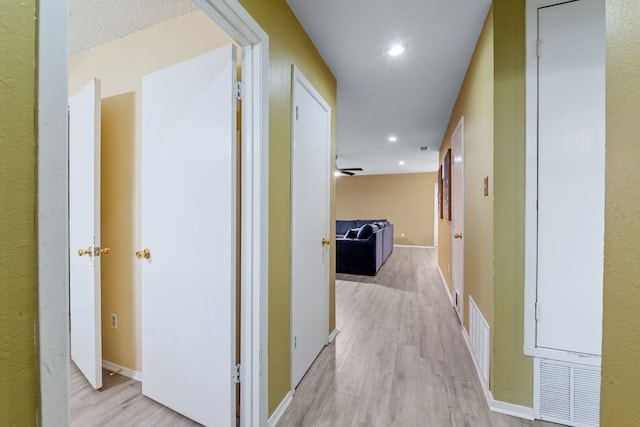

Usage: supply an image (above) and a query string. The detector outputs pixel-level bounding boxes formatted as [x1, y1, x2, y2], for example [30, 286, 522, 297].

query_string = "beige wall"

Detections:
[601, 1, 640, 424]
[336, 173, 438, 246]
[69, 11, 234, 372]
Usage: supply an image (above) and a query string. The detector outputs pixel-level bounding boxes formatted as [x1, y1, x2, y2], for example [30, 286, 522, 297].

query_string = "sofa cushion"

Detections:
[337, 220, 358, 236]
[356, 224, 373, 239]
[345, 228, 358, 238]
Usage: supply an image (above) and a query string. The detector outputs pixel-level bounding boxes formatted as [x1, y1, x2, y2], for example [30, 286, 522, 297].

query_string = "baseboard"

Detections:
[268, 391, 293, 427]
[460, 330, 534, 421]
[393, 244, 434, 248]
[328, 329, 339, 343]
[437, 265, 453, 304]
[490, 400, 534, 420]
[102, 360, 142, 382]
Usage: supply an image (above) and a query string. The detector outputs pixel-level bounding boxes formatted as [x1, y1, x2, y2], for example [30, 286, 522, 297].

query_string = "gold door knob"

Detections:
[99, 246, 111, 255]
[135, 248, 151, 259]
[454, 233, 463, 239]
[322, 238, 331, 246]
[78, 247, 92, 257]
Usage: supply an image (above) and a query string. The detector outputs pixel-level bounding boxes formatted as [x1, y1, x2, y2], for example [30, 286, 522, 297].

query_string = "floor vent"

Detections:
[468, 297, 490, 385]
[535, 358, 600, 426]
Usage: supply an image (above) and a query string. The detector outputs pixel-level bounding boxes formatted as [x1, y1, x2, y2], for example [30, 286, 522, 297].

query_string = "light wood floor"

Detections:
[70, 363, 203, 426]
[277, 246, 563, 427]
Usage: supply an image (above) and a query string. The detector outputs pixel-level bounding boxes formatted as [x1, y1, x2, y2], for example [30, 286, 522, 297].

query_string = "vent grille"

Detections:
[419, 145, 430, 151]
[468, 297, 490, 385]
[536, 359, 600, 426]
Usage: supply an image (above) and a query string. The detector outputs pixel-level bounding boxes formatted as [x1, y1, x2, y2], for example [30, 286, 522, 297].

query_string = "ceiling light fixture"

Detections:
[385, 43, 408, 57]
[398, 161, 405, 166]
[388, 136, 398, 142]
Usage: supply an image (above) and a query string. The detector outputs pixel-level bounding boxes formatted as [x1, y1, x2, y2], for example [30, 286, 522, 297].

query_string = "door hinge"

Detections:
[234, 81, 244, 100]
[232, 364, 241, 384]
[295, 105, 299, 121]
[535, 302, 540, 320]
[293, 334, 298, 349]
[536, 39, 542, 57]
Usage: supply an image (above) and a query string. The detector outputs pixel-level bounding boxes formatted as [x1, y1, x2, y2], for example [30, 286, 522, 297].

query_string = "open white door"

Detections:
[451, 118, 464, 324]
[69, 79, 103, 390]
[291, 67, 331, 389]
[140, 45, 237, 427]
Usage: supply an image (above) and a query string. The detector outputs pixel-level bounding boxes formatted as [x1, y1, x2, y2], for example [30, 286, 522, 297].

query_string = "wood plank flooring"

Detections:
[70, 363, 203, 426]
[277, 246, 563, 427]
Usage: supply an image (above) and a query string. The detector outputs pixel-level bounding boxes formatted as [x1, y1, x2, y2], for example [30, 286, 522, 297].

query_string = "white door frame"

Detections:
[290, 65, 331, 392]
[451, 117, 465, 324]
[36, 1, 270, 426]
[523, 0, 602, 367]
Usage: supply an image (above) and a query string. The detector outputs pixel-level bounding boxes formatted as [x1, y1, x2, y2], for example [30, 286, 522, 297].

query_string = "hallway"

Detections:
[277, 247, 560, 426]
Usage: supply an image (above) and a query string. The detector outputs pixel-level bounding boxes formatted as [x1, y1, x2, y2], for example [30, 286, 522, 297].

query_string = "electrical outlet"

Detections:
[110, 313, 118, 330]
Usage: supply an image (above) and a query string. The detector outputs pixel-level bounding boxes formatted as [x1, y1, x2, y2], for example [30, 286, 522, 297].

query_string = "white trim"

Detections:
[328, 329, 339, 343]
[393, 244, 434, 249]
[268, 391, 293, 427]
[462, 330, 535, 421]
[289, 65, 332, 391]
[39, 1, 269, 426]
[524, 345, 601, 367]
[437, 265, 453, 305]
[38, 1, 70, 425]
[102, 360, 143, 382]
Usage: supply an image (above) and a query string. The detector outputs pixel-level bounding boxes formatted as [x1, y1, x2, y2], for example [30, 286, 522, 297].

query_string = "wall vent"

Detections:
[535, 358, 600, 426]
[468, 297, 490, 385]
[419, 145, 430, 151]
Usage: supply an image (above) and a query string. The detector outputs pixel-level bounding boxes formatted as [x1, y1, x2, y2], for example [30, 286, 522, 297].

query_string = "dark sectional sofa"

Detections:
[336, 219, 394, 276]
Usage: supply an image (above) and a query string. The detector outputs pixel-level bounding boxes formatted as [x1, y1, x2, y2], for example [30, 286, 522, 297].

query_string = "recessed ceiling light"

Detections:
[385, 43, 408, 57]
[388, 136, 398, 142]
[398, 161, 405, 166]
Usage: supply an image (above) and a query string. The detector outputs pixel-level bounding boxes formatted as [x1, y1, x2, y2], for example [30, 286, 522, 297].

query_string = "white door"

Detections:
[451, 118, 464, 323]
[69, 79, 103, 390]
[536, 0, 605, 355]
[434, 183, 439, 247]
[140, 45, 237, 426]
[291, 67, 331, 389]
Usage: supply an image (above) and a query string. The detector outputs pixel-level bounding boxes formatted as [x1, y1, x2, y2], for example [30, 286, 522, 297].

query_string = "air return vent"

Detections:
[535, 358, 600, 426]
[419, 145, 430, 151]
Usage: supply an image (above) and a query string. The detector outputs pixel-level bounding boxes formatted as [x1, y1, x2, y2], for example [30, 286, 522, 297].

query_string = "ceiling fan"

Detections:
[336, 167, 363, 176]
[336, 155, 363, 176]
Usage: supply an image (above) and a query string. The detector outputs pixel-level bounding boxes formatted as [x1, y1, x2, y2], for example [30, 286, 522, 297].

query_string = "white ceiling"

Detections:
[286, 0, 491, 175]
[68, 0, 197, 55]
[69, 0, 491, 176]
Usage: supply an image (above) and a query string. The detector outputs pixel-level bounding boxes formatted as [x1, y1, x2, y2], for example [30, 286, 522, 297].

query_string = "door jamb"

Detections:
[289, 65, 332, 393]
[451, 116, 465, 325]
[37, 1, 270, 425]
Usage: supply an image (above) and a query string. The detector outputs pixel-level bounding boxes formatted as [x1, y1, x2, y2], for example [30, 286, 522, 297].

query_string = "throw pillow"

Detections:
[345, 228, 358, 238]
[356, 224, 373, 239]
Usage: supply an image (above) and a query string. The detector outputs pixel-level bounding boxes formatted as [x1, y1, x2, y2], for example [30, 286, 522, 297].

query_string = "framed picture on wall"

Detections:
[438, 164, 443, 219]
[443, 149, 452, 221]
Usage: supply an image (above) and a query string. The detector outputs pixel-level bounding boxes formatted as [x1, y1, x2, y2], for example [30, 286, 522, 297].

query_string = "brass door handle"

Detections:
[454, 233, 463, 239]
[135, 248, 151, 259]
[322, 238, 331, 246]
[78, 247, 92, 257]
[100, 246, 111, 255]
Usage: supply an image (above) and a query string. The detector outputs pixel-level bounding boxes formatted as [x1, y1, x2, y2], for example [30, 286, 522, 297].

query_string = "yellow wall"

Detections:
[437, 10, 495, 334]
[100, 93, 137, 369]
[69, 11, 234, 372]
[601, 1, 640, 424]
[0, 1, 38, 424]
[491, 0, 531, 406]
[236, 0, 337, 415]
[336, 173, 438, 246]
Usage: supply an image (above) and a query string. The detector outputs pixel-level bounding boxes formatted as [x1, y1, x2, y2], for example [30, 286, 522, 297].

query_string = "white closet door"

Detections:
[140, 45, 237, 426]
[536, 0, 605, 355]
[69, 79, 103, 390]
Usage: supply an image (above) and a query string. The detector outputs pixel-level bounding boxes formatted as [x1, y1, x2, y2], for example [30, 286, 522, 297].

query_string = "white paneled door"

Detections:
[140, 45, 237, 426]
[536, 0, 605, 356]
[451, 118, 464, 324]
[69, 79, 103, 390]
[291, 67, 331, 389]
